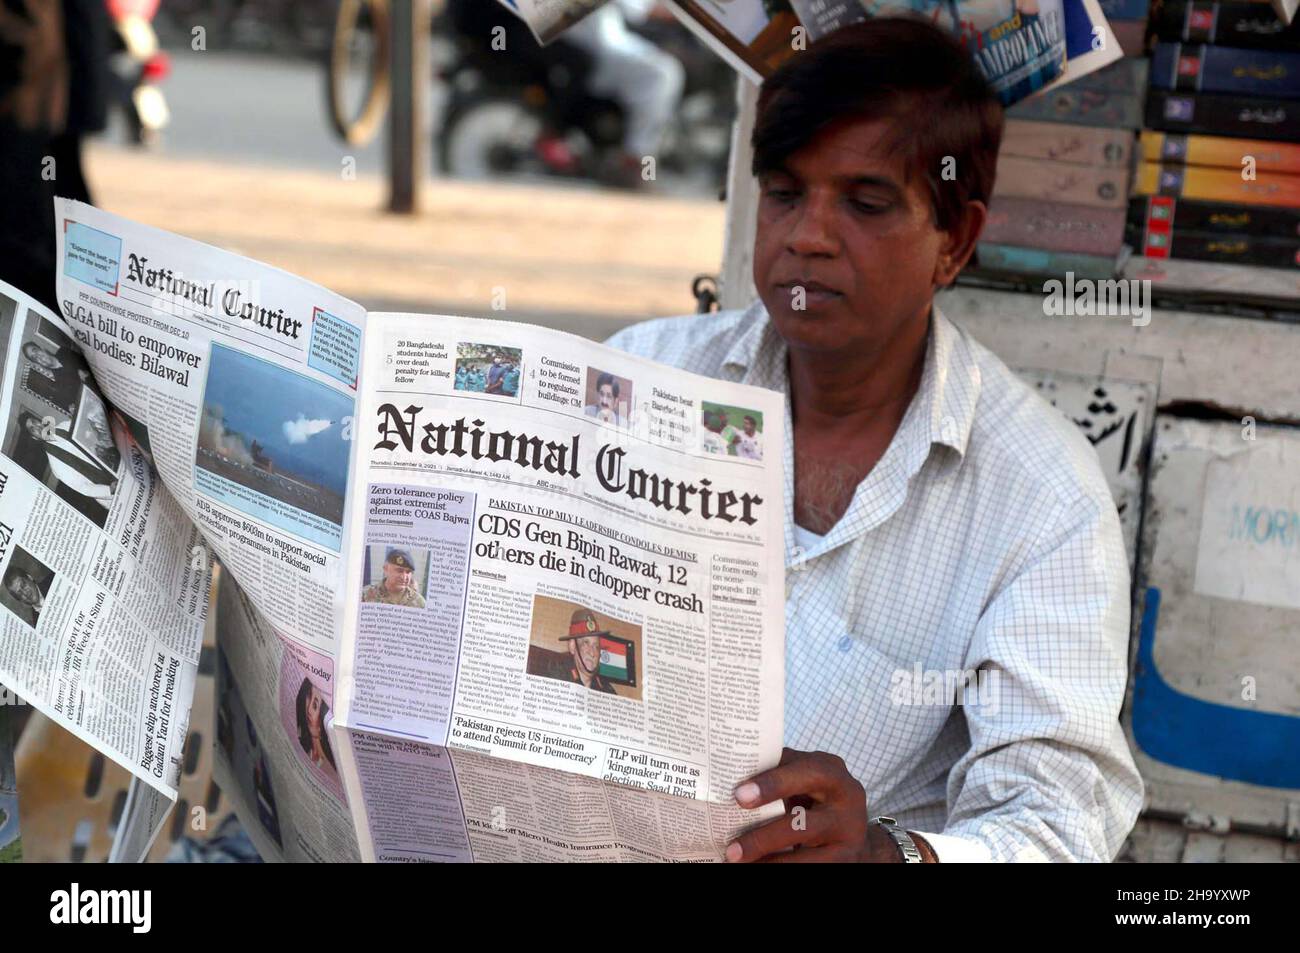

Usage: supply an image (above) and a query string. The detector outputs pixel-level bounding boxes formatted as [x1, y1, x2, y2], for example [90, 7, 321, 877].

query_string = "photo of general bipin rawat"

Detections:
[526, 595, 641, 700]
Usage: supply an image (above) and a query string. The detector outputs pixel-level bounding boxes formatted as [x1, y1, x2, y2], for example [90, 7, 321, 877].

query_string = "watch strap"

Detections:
[871, 815, 925, 863]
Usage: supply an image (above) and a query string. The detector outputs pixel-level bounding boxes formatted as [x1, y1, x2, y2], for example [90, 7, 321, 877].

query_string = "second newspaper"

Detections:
[28, 200, 786, 862]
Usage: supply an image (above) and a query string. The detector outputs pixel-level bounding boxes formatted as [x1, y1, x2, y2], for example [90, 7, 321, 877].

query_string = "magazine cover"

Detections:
[861, 0, 1069, 103]
[502, 0, 1076, 104]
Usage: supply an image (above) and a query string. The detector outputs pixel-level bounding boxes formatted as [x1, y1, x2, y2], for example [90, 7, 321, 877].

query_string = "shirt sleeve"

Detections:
[940, 489, 1145, 862]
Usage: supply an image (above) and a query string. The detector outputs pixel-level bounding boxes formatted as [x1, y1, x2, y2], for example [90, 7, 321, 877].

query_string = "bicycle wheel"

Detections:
[326, 0, 391, 146]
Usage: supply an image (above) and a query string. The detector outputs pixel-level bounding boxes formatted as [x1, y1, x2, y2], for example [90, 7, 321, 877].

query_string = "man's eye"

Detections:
[764, 188, 798, 202]
[851, 199, 889, 214]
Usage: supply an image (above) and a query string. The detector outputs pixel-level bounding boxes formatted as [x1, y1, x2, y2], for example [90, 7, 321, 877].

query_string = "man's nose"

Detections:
[785, 193, 839, 257]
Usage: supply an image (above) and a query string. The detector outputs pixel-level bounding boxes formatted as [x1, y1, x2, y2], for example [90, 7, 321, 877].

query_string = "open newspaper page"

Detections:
[52, 200, 367, 660]
[332, 313, 786, 861]
[210, 568, 362, 862]
[0, 278, 210, 802]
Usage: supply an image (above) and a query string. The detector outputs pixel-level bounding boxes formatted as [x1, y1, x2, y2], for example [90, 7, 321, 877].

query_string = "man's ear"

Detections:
[933, 200, 987, 288]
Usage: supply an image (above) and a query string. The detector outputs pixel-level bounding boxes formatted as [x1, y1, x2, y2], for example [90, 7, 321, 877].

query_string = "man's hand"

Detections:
[727, 748, 934, 863]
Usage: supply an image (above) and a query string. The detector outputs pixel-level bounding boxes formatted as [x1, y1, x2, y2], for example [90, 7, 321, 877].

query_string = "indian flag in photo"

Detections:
[598, 637, 628, 680]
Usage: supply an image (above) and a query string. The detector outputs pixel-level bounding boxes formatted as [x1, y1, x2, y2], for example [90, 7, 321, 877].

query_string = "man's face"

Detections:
[570, 635, 601, 674]
[382, 560, 413, 592]
[597, 383, 616, 411]
[743, 418, 756, 436]
[24, 345, 59, 370]
[753, 115, 961, 358]
[24, 418, 48, 442]
[7, 573, 39, 607]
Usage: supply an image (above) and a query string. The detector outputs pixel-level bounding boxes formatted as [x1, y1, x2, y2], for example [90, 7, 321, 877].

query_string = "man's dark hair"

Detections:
[596, 372, 620, 398]
[752, 17, 1004, 233]
[4, 567, 37, 602]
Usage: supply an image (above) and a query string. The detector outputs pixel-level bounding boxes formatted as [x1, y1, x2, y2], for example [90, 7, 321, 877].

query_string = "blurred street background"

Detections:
[85, 0, 733, 338]
[3, 0, 734, 861]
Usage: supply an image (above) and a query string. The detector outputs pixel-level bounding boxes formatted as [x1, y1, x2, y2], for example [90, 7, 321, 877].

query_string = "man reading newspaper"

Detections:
[609, 18, 1143, 862]
[0, 10, 1142, 865]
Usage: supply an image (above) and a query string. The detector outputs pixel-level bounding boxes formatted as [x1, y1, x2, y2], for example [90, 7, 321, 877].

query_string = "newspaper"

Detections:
[9, 199, 786, 862]
[497, 0, 1080, 104]
[498, 0, 611, 43]
[331, 310, 785, 861]
[0, 277, 209, 806]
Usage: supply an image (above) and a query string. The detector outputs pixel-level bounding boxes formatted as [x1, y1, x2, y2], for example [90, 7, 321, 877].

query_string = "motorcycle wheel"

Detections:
[438, 98, 547, 181]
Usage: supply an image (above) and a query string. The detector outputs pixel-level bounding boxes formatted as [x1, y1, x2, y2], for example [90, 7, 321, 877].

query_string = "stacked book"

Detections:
[1103, 0, 1154, 54]
[980, 57, 1149, 279]
[1132, 0, 1300, 293]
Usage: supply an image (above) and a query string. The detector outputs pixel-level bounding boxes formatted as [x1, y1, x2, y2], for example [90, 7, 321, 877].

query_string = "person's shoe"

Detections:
[599, 152, 651, 191]
[536, 135, 579, 174]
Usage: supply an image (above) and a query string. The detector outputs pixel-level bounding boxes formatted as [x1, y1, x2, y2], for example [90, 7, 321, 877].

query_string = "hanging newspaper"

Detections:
[0, 199, 787, 862]
[495, 0, 1074, 105]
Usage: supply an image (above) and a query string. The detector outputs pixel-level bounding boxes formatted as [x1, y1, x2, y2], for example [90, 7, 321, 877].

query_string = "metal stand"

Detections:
[387, 0, 431, 213]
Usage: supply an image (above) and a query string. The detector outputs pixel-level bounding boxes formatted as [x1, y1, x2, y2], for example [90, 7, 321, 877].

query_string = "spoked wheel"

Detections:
[439, 98, 547, 180]
[326, 0, 391, 146]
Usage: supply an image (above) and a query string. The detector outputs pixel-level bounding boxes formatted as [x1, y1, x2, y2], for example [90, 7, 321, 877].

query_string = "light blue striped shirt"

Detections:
[608, 298, 1144, 862]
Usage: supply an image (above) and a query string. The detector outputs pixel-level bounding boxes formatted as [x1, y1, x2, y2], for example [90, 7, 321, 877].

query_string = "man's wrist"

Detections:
[910, 831, 939, 863]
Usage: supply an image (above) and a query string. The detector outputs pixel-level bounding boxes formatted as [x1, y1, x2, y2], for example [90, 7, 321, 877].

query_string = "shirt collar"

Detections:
[907, 301, 980, 467]
[722, 299, 981, 562]
[721, 299, 780, 384]
[724, 298, 979, 463]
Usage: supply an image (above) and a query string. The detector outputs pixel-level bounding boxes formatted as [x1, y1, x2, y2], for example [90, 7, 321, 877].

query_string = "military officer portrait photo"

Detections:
[359, 546, 429, 609]
[525, 595, 643, 700]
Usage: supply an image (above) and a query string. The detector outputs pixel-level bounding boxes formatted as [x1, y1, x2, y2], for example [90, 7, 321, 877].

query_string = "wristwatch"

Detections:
[870, 816, 925, 863]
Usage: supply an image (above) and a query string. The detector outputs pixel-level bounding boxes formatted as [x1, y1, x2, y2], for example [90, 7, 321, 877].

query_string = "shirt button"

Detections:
[837, 635, 852, 653]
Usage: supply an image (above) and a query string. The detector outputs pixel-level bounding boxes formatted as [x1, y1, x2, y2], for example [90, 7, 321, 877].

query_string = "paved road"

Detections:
[85, 144, 725, 335]
[90, 48, 728, 332]
[116, 45, 718, 187]
[109, 48, 397, 175]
